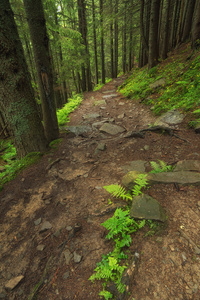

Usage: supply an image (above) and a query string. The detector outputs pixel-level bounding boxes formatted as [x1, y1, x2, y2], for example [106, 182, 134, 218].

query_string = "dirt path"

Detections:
[0, 77, 200, 299]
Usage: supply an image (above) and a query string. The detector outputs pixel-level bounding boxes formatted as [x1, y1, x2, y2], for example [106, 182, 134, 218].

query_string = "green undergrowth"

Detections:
[119, 45, 200, 122]
[0, 139, 42, 191]
[93, 78, 112, 91]
[57, 93, 83, 126]
[90, 163, 171, 299]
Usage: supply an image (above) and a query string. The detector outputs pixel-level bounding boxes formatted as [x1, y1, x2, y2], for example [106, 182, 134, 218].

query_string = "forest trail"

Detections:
[0, 76, 200, 299]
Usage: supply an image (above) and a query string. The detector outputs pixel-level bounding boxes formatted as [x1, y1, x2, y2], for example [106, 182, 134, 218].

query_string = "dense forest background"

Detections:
[0, 0, 200, 157]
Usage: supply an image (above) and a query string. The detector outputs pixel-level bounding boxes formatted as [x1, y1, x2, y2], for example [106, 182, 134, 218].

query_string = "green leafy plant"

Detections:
[57, 94, 83, 126]
[150, 160, 174, 173]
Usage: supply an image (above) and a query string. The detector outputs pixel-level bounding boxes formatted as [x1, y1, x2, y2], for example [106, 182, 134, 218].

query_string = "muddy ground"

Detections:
[0, 76, 200, 300]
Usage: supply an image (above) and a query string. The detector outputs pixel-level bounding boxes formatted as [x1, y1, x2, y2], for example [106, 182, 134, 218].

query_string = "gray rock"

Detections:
[95, 143, 106, 152]
[67, 125, 92, 136]
[102, 90, 116, 93]
[122, 170, 200, 189]
[195, 124, 200, 133]
[63, 271, 70, 279]
[119, 102, 125, 105]
[117, 113, 125, 119]
[64, 249, 73, 265]
[0, 293, 6, 299]
[150, 78, 166, 89]
[154, 109, 184, 126]
[130, 194, 167, 222]
[66, 226, 73, 231]
[94, 100, 106, 106]
[37, 244, 45, 251]
[100, 123, 126, 135]
[174, 160, 200, 172]
[5, 275, 24, 290]
[102, 94, 118, 98]
[82, 113, 100, 120]
[34, 218, 42, 226]
[73, 251, 82, 263]
[39, 221, 52, 233]
[121, 160, 147, 174]
[144, 145, 150, 151]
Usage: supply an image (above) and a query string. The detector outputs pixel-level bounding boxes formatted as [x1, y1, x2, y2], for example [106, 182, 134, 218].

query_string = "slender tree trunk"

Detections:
[140, 0, 149, 54]
[0, 0, 47, 156]
[182, 0, 196, 42]
[110, 0, 114, 78]
[192, 0, 200, 48]
[92, 0, 98, 84]
[114, 0, 118, 77]
[160, 0, 171, 59]
[77, 0, 92, 91]
[148, 0, 160, 69]
[100, 0, 105, 84]
[23, 0, 59, 142]
[122, 2, 127, 73]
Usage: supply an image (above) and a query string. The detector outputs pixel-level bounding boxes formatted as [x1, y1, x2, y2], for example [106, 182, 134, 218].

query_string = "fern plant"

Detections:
[150, 160, 173, 173]
[89, 207, 145, 298]
[103, 174, 149, 202]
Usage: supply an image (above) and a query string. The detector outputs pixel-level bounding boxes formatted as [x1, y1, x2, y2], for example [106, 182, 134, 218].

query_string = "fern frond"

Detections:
[158, 160, 167, 169]
[103, 184, 132, 201]
[150, 161, 160, 171]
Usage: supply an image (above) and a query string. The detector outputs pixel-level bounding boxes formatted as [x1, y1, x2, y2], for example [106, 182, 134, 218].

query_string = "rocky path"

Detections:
[0, 76, 200, 299]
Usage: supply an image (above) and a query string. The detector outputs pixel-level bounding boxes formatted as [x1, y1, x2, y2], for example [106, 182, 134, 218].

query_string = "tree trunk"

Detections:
[100, 0, 105, 84]
[182, 0, 196, 42]
[92, 0, 98, 84]
[148, 0, 160, 69]
[0, 0, 47, 156]
[160, 0, 171, 59]
[23, 0, 59, 143]
[110, 0, 114, 78]
[114, 0, 118, 78]
[192, 0, 200, 49]
[77, 0, 92, 91]
[140, 0, 149, 54]
[122, 2, 127, 73]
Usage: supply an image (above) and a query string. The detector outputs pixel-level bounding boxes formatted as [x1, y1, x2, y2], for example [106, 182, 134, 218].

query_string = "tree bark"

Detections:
[114, 0, 118, 78]
[100, 0, 105, 84]
[23, 0, 59, 143]
[182, 0, 196, 42]
[160, 0, 171, 59]
[110, 0, 114, 78]
[148, 0, 160, 69]
[192, 0, 200, 49]
[92, 0, 98, 84]
[0, 0, 47, 156]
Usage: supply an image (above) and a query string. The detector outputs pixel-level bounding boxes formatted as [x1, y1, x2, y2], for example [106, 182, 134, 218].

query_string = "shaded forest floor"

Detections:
[0, 75, 200, 300]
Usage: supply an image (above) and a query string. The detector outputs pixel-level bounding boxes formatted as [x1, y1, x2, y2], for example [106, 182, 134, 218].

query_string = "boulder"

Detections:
[99, 123, 126, 135]
[149, 78, 166, 89]
[121, 160, 147, 174]
[67, 125, 92, 136]
[122, 170, 200, 189]
[154, 109, 184, 127]
[174, 160, 200, 172]
[130, 194, 167, 222]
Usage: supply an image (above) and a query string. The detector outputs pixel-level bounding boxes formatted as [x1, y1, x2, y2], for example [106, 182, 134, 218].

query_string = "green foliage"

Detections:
[49, 138, 62, 148]
[93, 78, 112, 91]
[103, 184, 132, 201]
[132, 174, 148, 196]
[150, 160, 174, 173]
[0, 146, 42, 191]
[119, 53, 200, 120]
[57, 94, 83, 126]
[103, 174, 148, 202]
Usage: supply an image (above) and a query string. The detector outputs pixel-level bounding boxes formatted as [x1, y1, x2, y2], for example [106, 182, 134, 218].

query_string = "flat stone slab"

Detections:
[150, 78, 166, 89]
[122, 170, 200, 189]
[82, 113, 100, 120]
[121, 160, 147, 174]
[174, 160, 200, 172]
[154, 109, 184, 126]
[67, 125, 92, 136]
[94, 100, 107, 106]
[102, 94, 118, 99]
[130, 194, 167, 222]
[99, 123, 126, 135]
[39, 221, 52, 233]
[102, 90, 116, 94]
[5, 275, 24, 290]
[195, 124, 200, 133]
